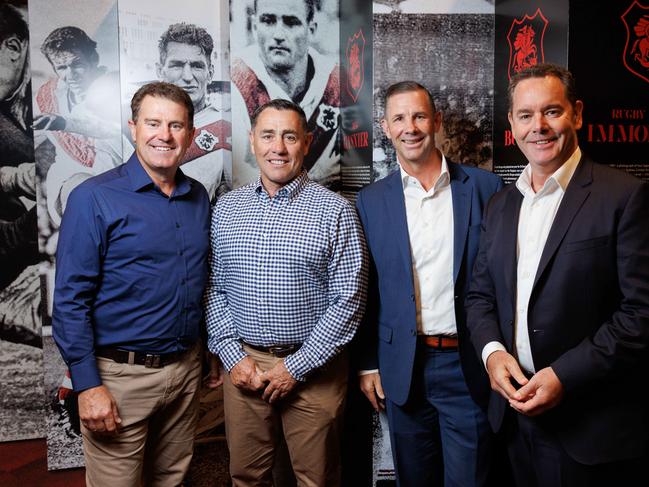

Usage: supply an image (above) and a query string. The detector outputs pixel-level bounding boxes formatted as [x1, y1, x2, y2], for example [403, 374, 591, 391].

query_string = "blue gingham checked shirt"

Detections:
[204, 170, 368, 381]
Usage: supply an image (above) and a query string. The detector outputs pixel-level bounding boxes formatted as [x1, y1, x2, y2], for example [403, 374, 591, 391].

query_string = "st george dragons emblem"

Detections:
[622, 0, 649, 83]
[507, 8, 549, 80]
[346, 29, 365, 103]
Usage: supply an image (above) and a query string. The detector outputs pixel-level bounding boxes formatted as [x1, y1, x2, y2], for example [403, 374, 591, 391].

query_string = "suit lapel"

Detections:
[502, 188, 523, 302]
[384, 172, 415, 285]
[449, 162, 471, 283]
[532, 157, 593, 290]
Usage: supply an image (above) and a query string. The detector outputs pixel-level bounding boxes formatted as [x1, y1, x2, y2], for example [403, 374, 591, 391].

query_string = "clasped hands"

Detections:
[486, 350, 564, 416]
[229, 356, 298, 404]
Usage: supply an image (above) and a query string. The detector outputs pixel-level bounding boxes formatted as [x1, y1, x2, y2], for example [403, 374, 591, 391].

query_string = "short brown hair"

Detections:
[384, 81, 437, 115]
[130, 81, 194, 128]
[250, 98, 308, 133]
[508, 63, 578, 112]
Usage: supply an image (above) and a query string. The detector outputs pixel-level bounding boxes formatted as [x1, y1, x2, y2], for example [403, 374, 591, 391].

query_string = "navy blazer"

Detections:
[466, 157, 649, 464]
[355, 161, 503, 408]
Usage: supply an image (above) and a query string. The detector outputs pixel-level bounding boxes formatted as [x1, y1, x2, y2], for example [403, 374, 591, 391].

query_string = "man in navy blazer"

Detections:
[466, 64, 649, 486]
[356, 81, 503, 487]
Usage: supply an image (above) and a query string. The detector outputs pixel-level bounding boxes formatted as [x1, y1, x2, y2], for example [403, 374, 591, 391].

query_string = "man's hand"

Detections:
[485, 350, 529, 401]
[260, 360, 298, 404]
[359, 372, 385, 412]
[78, 385, 121, 434]
[508, 366, 564, 416]
[229, 356, 265, 392]
[205, 353, 224, 389]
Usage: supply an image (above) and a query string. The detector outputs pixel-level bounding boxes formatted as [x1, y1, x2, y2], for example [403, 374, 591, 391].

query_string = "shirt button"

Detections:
[176, 222, 181, 228]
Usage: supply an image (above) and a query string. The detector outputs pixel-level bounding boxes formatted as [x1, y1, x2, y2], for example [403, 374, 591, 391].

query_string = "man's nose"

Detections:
[181, 63, 193, 81]
[271, 136, 287, 153]
[532, 113, 548, 132]
[404, 117, 417, 133]
[158, 125, 172, 141]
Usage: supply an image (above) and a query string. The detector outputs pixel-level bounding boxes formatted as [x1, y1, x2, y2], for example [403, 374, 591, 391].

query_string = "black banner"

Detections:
[494, 0, 569, 183]
[570, 0, 649, 181]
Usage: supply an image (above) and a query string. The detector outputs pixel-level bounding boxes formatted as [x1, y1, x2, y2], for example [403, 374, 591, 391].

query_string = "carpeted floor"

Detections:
[0, 437, 232, 487]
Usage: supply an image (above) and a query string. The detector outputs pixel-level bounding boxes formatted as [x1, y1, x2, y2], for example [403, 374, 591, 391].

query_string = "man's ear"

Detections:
[573, 100, 584, 130]
[128, 119, 137, 143]
[380, 118, 390, 139]
[303, 132, 314, 156]
[2, 36, 26, 62]
[248, 130, 256, 156]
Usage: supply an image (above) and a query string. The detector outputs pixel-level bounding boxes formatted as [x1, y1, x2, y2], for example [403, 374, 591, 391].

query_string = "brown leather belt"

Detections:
[95, 347, 189, 368]
[243, 342, 301, 358]
[419, 335, 459, 349]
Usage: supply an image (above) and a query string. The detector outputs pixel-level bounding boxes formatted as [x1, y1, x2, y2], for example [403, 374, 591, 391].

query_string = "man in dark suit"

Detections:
[466, 63, 649, 486]
[356, 81, 503, 487]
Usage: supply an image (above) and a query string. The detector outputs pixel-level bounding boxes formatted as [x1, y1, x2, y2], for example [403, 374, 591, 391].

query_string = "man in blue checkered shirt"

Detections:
[204, 98, 368, 487]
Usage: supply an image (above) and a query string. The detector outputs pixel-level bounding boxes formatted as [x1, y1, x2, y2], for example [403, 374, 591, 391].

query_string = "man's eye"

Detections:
[285, 135, 297, 143]
[260, 14, 276, 25]
[283, 17, 302, 28]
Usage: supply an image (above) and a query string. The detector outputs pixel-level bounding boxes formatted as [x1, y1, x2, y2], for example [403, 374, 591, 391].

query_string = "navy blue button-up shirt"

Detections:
[53, 155, 209, 391]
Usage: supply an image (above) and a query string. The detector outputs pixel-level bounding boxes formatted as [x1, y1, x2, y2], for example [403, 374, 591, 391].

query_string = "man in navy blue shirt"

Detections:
[53, 82, 210, 486]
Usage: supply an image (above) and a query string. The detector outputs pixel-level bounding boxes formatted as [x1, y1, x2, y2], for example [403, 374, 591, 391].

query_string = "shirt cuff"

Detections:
[283, 352, 311, 382]
[69, 356, 102, 392]
[358, 369, 379, 376]
[481, 341, 507, 370]
[218, 341, 248, 372]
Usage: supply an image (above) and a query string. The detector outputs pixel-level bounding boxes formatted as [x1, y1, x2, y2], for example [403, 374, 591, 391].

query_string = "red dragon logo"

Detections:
[622, 0, 649, 83]
[346, 29, 365, 103]
[507, 8, 549, 80]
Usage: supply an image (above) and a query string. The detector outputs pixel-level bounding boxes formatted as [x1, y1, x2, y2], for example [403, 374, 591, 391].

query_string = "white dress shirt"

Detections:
[359, 155, 456, 376]
[400, 155, 457, 336]
[482, 148, 582, 373]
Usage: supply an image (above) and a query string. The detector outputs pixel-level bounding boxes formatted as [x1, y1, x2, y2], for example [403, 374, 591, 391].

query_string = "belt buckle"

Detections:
[268, 345, 292, 357]
[145, 354, 162, 368]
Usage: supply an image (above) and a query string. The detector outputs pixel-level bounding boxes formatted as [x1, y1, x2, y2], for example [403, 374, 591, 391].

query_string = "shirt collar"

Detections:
[516, 147, 581, 197]
[398, 152, 451, 193]
[126, 153, 192, 196]
[255, 169, 309, 200]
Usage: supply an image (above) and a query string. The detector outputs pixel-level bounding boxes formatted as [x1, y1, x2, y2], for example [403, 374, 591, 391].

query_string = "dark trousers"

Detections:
[507, 412, 647, 487]
[385, 347, 492, 487]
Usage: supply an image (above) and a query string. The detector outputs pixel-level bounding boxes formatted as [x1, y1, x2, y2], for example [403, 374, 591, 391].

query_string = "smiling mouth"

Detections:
[270, 46, 290, 53]
[530, 138, 557, 146]
[151, 146, 174, 152]
[401, 138, 423, 146]
[268, 159, 289, 165]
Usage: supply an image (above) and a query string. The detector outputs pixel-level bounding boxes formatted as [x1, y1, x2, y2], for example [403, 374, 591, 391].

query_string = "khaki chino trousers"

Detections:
[81, 344, 202, 487]
[224, 345, 348, 487]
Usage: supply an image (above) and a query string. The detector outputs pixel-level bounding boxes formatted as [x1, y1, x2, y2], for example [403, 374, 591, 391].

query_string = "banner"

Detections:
[0, 0, 44, 443]
[570, 0, 649, 181]
[493, 0, 569, 183]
